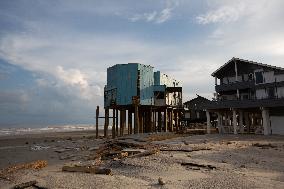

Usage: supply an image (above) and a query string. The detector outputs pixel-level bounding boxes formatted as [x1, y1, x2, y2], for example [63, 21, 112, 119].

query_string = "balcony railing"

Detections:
[215, 81, 255, 92]
[206, 97, 284, 109]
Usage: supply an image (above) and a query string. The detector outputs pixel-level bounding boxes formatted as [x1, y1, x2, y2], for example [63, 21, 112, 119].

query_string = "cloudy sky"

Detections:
[0, 0, 284, 127]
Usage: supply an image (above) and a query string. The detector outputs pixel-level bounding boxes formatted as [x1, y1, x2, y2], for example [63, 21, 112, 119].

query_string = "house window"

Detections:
[255, 72, 264, 84]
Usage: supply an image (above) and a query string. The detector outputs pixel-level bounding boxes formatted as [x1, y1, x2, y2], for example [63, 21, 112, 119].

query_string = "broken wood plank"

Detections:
[62, 165, 111, 175]
[181, 162, 217, 170]
[128, 149, 159, 158]
[13, 180, 37, 189]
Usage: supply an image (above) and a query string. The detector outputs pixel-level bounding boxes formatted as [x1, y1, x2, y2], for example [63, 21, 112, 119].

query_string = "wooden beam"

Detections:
[96, 106, 99, 139]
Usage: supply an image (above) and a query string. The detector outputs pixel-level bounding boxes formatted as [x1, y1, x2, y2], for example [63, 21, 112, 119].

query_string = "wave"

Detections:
[0, 124, 104, 136]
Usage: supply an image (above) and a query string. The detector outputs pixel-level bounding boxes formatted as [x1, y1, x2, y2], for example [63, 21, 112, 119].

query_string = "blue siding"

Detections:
[104, 63, 180, 107]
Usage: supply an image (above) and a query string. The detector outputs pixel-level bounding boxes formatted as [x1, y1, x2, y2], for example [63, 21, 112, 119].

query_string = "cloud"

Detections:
[129, 7, 173, 24]
[129, 1, 177, 24]
[196, 4, 245, 24]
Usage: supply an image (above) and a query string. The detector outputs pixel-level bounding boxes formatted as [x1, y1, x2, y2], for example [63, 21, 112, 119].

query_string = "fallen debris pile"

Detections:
[0, 160, 47, 181]
[89, 139, 158, 161]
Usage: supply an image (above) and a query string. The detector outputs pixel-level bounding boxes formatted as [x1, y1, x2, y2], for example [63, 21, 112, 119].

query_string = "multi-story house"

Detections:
[206, 57, 284, 135]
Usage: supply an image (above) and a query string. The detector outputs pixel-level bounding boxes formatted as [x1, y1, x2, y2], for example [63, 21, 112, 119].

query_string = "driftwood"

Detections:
[181, 162, 217, 170]
[160, 146, 211, 152]
[13, 180, 47, 189]
[252, 143, 277, 149]
[13, 180, 37, 189]
[128, 149, 159, 158]
[62, 165, 111, 175]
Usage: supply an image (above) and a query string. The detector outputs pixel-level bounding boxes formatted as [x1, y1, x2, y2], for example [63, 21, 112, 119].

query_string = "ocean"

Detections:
[0, 124, 104, 137]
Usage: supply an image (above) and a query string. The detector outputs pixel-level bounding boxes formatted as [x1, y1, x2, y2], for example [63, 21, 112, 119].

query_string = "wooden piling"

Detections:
[112, 108, 115, 139]
[134, 105, 139, 134]
[164, 108, 168, 132]
[158, 111, 162, 132]
[104, 108, 109, 138]
[116, 109, 119, 137]
[96, 106, 99, 139]
[128, 110, 132, 135]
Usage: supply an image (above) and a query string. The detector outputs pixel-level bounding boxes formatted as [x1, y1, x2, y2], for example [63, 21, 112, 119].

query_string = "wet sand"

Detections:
[0, 131, 284, 189]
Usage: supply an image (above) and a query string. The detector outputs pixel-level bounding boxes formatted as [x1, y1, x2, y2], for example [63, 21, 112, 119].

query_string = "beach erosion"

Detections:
[0, 128, 284, 189]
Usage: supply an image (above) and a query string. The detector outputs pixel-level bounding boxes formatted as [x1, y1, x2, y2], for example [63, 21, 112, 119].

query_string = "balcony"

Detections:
[206, 97, 284, 110]
[215, 81, 255, 93]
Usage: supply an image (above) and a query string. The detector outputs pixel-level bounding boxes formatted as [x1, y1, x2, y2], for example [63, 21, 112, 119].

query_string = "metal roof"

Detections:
[211, 57, 284, 77]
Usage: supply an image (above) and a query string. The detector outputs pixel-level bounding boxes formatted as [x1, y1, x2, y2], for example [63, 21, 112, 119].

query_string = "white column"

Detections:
[239, 110, 244, 133]
[215, 77, 218, 85]
[233, 109, 237, 134]
[206, 110, 211, 134]
[261, 108, 270, 135]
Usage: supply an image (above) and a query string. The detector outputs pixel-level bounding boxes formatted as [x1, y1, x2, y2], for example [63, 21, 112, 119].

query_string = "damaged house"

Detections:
[103, 63, 183, 138]
[206, 57, 284, 135]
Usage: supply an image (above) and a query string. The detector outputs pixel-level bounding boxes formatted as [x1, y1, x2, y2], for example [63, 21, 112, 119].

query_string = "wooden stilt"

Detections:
[149, 107, 153, 133]
[116, 109, 119, 137]
[104, 108, 109, 138]
[96, 106, 99, 139]
[139, 110, 143, 133]
[112, 108, 115, 139]
[134, 105, 139, 134]
[158, 111, 162, 132]
[128, 110, 132, 135]
[164, 108, 168, 132]
[174, 110, 178, 132]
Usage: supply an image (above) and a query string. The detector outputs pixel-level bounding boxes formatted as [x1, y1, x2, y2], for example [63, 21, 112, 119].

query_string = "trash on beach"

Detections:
[62, 164, 111, 175]
[31, 145, 50, 151]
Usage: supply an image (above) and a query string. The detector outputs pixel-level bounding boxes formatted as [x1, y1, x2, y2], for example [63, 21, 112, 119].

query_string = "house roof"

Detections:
[184, 94, 210, 104]
[211, 57, 284, 77]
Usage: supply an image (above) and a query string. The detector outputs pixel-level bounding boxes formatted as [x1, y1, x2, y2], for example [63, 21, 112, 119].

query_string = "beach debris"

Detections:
[12, 180, 48, 189]
[31, 145, 50, 151]
[252, 143, 277, 149]
[160, 145, 211, 152]
[121, 148, 146, 155]
[128, 149, 159, 158]
[181, 162, 216, 170]
[62, 164, 111, 175]
[158, 177, 165, 185]
[0, 160, 47, 181]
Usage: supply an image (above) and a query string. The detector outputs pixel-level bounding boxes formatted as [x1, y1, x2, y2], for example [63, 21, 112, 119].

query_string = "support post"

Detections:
[120, 110, 126, 136]
[233, 109, 237, 134]
[217, 112, 222, 134]
[128, 110, 132, 135]
[244, 112, 249, 134]
[206, 110, 211, 134]
[96, 106, 99, 139]
[104, 108, 109, 138]
[239, 110, 244, 133]
[134, 105, 139, 134]
[116, 109, 119, 137]
[261, 107, 270, 135]
[112, 108, 115, 139]
[158, 111, 162, 132]
[164, 109, 168, 132]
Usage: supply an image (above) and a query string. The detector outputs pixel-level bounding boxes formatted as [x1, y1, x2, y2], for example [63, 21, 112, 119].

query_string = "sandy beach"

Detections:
[0, 131, 284, 189]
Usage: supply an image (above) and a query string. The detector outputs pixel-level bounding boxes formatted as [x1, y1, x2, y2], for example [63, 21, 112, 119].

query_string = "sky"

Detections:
[0, 0, 284, 127]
